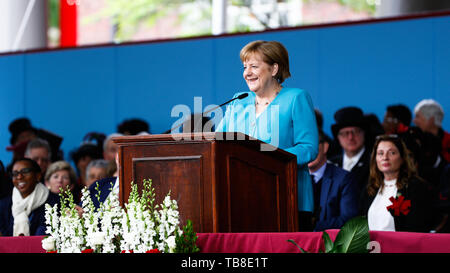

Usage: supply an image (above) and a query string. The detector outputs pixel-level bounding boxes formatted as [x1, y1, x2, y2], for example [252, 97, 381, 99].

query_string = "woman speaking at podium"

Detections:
[215, 40, 319, 221]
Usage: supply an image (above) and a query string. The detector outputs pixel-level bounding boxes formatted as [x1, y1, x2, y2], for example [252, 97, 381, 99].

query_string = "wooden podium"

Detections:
[113, 132, 298, 233]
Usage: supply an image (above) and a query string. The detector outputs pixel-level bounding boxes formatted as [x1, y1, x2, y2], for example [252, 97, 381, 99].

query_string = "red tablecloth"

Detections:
[1, 231, 450, 253]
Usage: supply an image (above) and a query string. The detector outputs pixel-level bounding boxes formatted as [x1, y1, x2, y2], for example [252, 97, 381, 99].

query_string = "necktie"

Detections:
[345, 158, 354, 171]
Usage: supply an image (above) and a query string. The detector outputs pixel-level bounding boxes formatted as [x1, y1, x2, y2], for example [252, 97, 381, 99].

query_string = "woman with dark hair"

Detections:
[363, 135, 433, 232]
[0, 158, 59, 236]
[70, 133, 104, 189]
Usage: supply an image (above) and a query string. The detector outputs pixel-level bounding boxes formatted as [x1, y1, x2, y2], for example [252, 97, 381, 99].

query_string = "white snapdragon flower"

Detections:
[90, 232, 106, 246]
[44, 179, 185, 253]
[42, 236, 56, 252]
[166, 235, 176, 253]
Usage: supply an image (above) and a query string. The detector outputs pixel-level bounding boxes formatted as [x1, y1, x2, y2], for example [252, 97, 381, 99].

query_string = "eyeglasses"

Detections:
[11, 168, 34, 178]
[383, 117, 398, 124]
[338, 128, 363, 138]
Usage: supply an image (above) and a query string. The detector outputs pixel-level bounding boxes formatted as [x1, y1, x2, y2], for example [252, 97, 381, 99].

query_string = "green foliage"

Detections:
[333, 216, 370, 253]
[287, 239, 308, 253]
[84, 0, 200, 41]
[128, 179, 157, 212]
[175, 219, 200, 253]
[303, 0, 377, 15]
[140, 178, 156, 212]
[59, 185, 76, 215]
[47, 0, 60, 28]
[288, 216, 370, 253]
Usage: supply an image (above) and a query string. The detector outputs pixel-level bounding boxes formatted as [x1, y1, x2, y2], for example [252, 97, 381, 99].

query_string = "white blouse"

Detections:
[368, 179, 398, 231]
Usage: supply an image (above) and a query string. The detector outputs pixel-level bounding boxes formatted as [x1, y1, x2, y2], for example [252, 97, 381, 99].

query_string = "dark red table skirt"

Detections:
[1, 230, 450, 253]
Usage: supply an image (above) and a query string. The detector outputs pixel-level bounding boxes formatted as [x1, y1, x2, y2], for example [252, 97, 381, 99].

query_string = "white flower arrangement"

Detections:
[44, 179, 198, 253]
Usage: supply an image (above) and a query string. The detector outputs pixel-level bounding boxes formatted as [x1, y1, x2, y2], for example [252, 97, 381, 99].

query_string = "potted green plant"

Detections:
[288, 216, 370, 253]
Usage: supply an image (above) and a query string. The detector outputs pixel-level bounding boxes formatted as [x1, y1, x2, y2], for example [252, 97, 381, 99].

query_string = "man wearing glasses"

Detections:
[329, 106, 371, 204]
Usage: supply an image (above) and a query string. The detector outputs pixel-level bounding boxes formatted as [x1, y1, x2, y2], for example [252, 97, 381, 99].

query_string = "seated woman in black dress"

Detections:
[362, 135, 433, 232]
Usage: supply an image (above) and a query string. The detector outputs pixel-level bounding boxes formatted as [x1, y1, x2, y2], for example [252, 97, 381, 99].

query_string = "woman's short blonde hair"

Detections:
[45, 160, 78, 185]
[240, 40, 291, 84]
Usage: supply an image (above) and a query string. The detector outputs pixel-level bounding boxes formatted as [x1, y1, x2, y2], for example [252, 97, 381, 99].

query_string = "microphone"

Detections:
[203, 93, 248, 116]
[162, 93, 249, 134]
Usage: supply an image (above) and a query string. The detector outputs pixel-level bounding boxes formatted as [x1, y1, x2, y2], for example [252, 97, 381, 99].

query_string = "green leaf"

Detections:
[287, 239, 308, 253]
[321, 231, 335, 253]
[334, 216, 370, 253]
[175, 219, 200, 253]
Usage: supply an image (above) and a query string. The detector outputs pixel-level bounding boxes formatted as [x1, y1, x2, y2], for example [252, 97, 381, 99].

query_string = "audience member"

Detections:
[85, 159, 109, 188]
[419, 132, 448, 186]
[103, 133, 123, 176]
[6, 118, 38, 171]
[103, 133, 123, 161]
[0, 160, 13, 199]
[394, 125, 449, 232]
[87, 153, 119, 210]
[24, 138, 52, 179]
[314, 108, 340, 158]
[70, 132, 105, 188]
[308, 130, 359, 231]
[0, 158, 59, 236]
[117, 118, 150, 135]
[413, 99, 450, 162]
[362, 135, 433, 232]
[329, 107, 371, 196]
[6, 118, 63, 171]
[382, 104, 412, 134]
[44, 161, 79, 202]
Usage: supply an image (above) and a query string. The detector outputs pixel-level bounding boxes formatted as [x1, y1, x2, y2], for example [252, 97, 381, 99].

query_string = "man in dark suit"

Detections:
[88, 176, 118, 209]
[329, 107, 371, 203]
[309, 129, 359, 231]
[76, 152, 119, 213]
[88, 150, 120, 209]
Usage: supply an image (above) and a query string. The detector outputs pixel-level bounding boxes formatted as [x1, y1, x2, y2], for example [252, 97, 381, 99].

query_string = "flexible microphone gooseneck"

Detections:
[162, 93, 249, 134]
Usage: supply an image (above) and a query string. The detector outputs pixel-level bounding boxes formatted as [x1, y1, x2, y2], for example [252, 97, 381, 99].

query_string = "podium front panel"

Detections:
[115, 133, 298, 233]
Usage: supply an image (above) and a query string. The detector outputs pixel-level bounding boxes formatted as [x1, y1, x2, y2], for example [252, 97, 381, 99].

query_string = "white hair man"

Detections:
[413, 99, 450, 162]
[24, 138, 51, 178]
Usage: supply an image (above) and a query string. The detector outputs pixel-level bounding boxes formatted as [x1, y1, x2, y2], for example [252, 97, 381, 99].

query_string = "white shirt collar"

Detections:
[309, 163, 327, 183]
[343, 146, 365, 171]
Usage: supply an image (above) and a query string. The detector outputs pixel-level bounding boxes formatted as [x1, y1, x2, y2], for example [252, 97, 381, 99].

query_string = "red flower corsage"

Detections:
[387, 195, 411, 216]
[81, 248, 94, 253]
[396, 123, 409, 134]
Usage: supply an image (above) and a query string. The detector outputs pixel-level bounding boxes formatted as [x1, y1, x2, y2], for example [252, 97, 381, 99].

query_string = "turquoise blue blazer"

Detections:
[215, 87, 319, 212]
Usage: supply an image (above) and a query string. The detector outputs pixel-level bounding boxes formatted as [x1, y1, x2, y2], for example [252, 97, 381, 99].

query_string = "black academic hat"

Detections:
[331, 106, 367, 139]
[8, 117, 37, 145]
